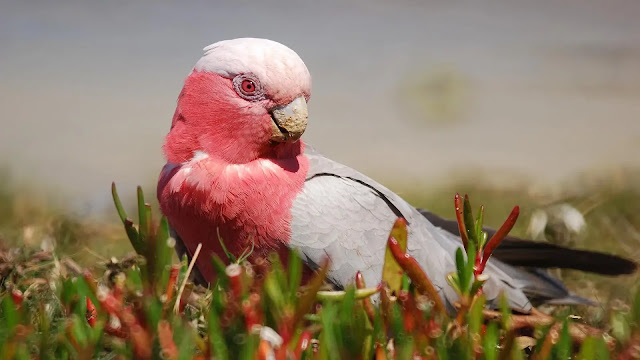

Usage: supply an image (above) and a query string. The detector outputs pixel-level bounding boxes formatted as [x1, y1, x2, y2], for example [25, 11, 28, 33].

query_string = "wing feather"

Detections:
[289, 148, 553, 312]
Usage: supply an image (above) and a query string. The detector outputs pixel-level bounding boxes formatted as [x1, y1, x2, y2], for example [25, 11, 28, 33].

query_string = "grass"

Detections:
[400, 169, 640, 306]
[0, 168, 130, 267]
[0, 167, 639, 358]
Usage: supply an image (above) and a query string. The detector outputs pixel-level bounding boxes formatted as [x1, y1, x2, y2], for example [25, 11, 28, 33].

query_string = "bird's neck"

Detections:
[158, 144, 309, 278]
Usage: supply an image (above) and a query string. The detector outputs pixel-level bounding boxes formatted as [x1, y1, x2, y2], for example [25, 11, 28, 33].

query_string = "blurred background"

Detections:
[1, 0, 640, 308]
[2, 0, 640, 210]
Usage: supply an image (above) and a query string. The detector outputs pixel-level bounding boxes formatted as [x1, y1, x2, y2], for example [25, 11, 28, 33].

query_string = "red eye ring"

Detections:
[241, 79, 256, 94]
[233, 74, 263, 100]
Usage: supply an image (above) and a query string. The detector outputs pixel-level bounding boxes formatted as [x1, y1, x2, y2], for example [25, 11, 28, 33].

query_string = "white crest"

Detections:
[193, 38, 311, 101]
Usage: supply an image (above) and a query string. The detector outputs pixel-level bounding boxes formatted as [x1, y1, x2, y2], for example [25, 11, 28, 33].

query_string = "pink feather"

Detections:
[158, 69, 309, 280]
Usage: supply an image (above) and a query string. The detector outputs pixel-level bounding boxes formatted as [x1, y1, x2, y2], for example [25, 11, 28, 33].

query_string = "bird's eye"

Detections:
[233, 74, 264, 101]
[241, 79, 256, 94]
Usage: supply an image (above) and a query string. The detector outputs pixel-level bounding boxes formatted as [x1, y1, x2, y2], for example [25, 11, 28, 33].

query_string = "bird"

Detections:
[157, 38, 636, 313]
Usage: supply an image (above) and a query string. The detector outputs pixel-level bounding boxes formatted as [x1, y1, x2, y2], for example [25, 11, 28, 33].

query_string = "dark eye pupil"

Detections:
[242, 80, 255, 92]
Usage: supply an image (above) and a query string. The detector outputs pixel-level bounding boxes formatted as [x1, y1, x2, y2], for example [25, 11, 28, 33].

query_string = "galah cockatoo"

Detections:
[158, 38, 636, 312]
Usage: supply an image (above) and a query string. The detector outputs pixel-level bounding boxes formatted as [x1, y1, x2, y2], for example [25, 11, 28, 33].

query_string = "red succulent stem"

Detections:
[375, 343, 388, 360]
[278, 319, 293, 348]
[99, 290, 123, 316]
[379, 286, 393, 332]
[355, 271, 376, 324]
[86, 297, 97, 327]
[387, 236, 446, 315]
[275, 346, 288, 360]
[474, 251, 483, 276]
[11, 289, 23, 309]
[454, 193, 469, 250]
[293, 330, 312, 359]
[480, 206, 519, 270]
[242, 293, 262, 331]
[158, 320, 179, 360]
[129, 324, 153, 360]
[257, 340, 274, 360]
[398, 290, 416, 333]
[105, 323, 128, 339]
[121, 307, 152, 359]
[226, 264, 244, 299]
[166, 265, 180, 298]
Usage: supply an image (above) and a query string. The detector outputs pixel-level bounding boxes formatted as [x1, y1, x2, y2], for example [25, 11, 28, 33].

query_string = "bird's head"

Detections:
[164, 38, 311, 164]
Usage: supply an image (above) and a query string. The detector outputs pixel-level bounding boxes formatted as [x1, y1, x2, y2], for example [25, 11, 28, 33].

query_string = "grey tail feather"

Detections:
[418, 209, 638, 275]
[524, 267, 598, 307]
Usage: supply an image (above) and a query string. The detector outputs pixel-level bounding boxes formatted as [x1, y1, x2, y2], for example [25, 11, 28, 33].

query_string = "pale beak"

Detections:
[269, 96, 308, 143]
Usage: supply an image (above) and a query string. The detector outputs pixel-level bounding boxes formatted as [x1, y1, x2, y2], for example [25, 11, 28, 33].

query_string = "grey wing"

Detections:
[289, 173, 461, 313]
[292, 148, 536, 312]
[303, 145, 416, 219]
[290, 174, 395, 287]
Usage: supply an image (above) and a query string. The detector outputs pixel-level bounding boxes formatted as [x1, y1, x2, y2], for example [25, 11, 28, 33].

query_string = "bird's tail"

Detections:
[419, 209, 637, 276]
